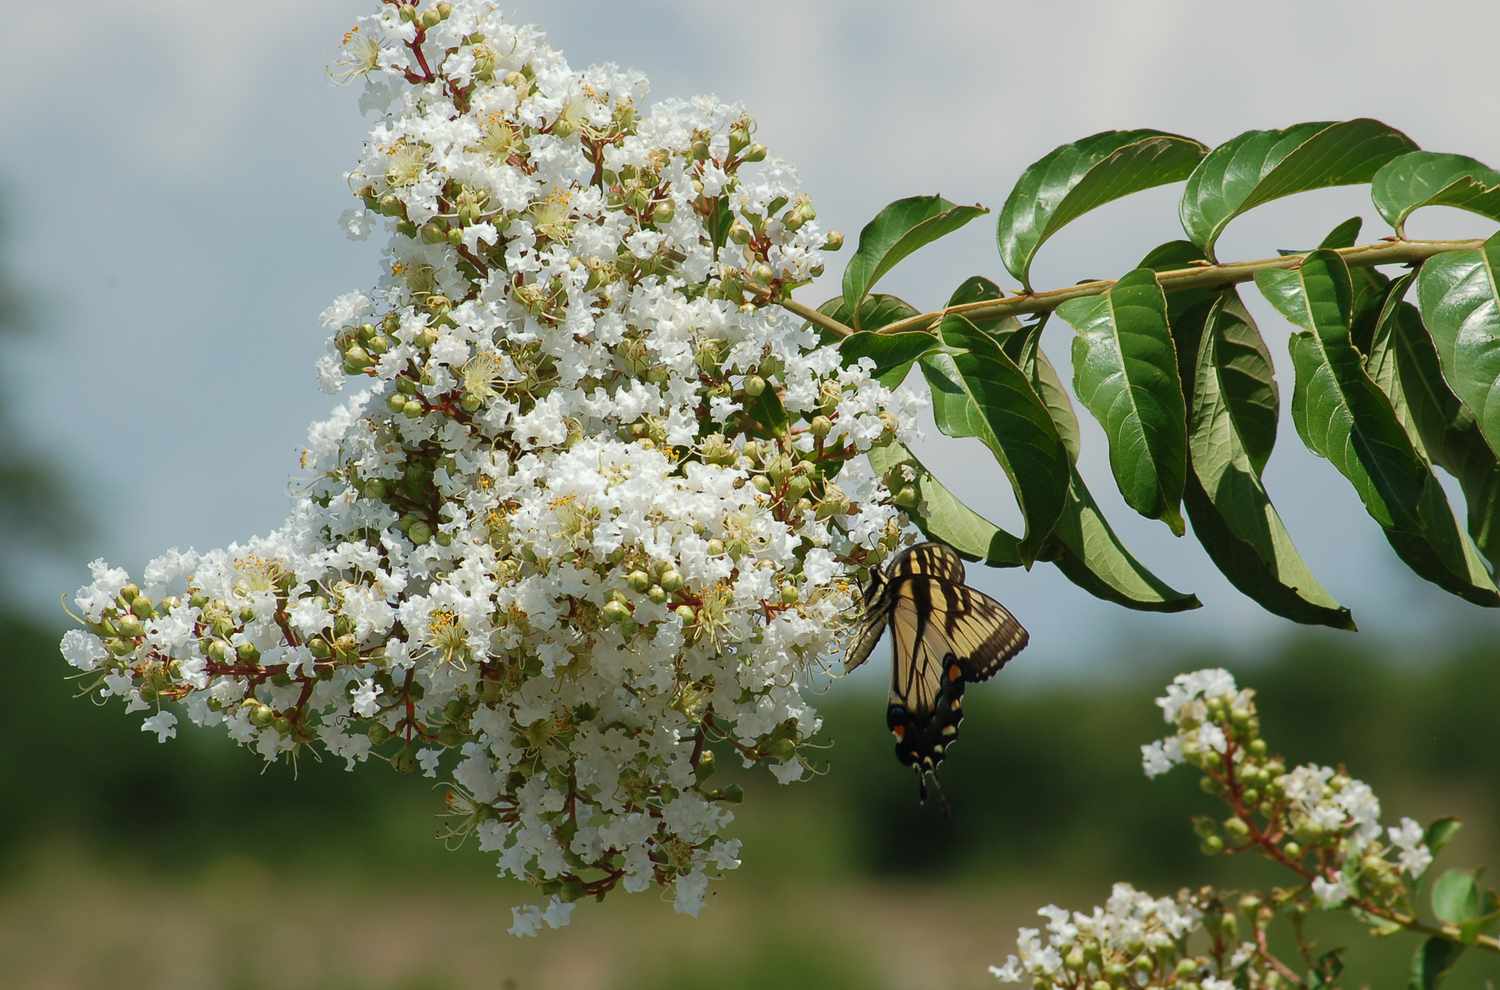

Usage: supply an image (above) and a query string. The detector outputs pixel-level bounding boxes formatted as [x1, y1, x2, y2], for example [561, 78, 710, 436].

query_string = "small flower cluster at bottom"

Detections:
[990, 885, 1249, 990]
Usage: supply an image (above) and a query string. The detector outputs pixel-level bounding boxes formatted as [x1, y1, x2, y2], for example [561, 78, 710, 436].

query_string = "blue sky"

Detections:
[6, 1, 1498, 679]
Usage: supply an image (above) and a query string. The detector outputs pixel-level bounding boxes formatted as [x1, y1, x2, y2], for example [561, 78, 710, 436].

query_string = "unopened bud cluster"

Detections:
[60, 0, 922, 934]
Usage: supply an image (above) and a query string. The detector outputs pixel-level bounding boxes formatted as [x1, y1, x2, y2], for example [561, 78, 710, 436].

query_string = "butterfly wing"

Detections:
[931, 581, 1029, 684]
[885, 541, 967, 584]
[885, 588, 967, 773]
[842, 570, 889, 673]
[884, 569, 1030, 782]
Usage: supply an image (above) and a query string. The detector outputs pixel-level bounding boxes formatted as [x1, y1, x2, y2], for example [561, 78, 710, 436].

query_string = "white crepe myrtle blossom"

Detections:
[992, 671, 1480, 988]
[1139, 668, 1434, 914]
[60, 0, 921, 931]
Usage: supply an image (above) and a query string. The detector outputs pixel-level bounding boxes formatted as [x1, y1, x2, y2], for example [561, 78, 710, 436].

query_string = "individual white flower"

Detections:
[1141, 737, 1183, 778]
[1388, 817, 1433, 877]
[141, 710, 179, 744]
[1312, 875, 1352, 908]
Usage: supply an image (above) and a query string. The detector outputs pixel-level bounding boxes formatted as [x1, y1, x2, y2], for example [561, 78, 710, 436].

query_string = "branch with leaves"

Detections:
[782, 121, 1500, 627]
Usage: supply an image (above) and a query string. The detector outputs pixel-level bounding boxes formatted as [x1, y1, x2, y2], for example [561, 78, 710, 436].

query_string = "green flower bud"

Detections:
[674, 605, 697, 624]
[823, 231, 845, 252]
[647, 585, 668, 605]
[742, 143, 768, 163]
[810, 415, 833, 439]
[653, 200, 676, 225]
[1200, 835, 1225, 855]
[249, 703, 275, 728]
[130, 595, 155, 619]
[779, 584, 800, 605]
[728, 126, 751, 156]
[601, 600, 631, 624]
[1065, 948, 1086, 971]
[659, 569, 685, 593]
[408, 521, 433, 546]
[706, 539, 725, 557]
[236, 642, 260, 664]
[419, 8, 442, 29]
[437, 2, 453, 17]
[1283, 841, 1303, 859]
[626, 570, 652, 593]
[787, 475, 811, 499]
[1224, 817, 1251, 841]
[752, 474, 772, 495]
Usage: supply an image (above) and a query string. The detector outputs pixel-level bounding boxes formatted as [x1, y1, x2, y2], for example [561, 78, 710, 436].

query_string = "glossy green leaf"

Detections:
[1038, 470, 1201, 612]
[842, 196, 986, 325]
[946, 276, 1018, 337]
[1416, 233, 1500, 458]
[1057, 268, 1188, 534]
[1366, 279, 1500, 571]
[1319, 215, 1366, 250]
[839, 332, 936, 388]
[866, 441, 1023, 567]
[1408, 937, 1464, 990]
[1181, 119, 1417, 258]
[1374, 151, 1500, 236]
[1000, 321, 1197, 611]
[1184, 292, 1352, 628]
[1256, 251, 1500, 606]
[998, 129, 1207, 288]
[920, 317, 1070, 561]
[818, 294, 920, 335]
[1433, 869, 1484, 926]
[1425, 818, 1464, 857]
[1138, 240, 1218, 393]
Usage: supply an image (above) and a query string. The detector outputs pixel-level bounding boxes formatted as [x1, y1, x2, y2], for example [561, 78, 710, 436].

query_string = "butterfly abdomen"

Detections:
[887, 652, 967, 771]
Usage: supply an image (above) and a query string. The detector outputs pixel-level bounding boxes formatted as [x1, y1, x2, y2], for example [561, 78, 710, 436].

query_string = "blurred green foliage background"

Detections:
[2, 204, 1496, 990]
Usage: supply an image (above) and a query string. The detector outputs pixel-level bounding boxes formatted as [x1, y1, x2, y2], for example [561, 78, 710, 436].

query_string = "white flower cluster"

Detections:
[1142, 669, 1432, 911]
[989, 885, 1246, 990]
[60, 0, 921, 932]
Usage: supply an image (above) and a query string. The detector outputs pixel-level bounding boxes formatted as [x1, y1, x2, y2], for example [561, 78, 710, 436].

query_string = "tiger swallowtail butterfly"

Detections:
[843, 542, 1029, 803]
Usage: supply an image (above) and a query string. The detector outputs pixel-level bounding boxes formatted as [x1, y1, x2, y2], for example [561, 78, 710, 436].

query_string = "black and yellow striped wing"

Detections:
[875, 543, 1030, 791]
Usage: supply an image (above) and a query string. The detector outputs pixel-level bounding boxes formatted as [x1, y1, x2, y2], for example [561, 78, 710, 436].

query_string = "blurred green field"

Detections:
[4, 612, 1499, 990]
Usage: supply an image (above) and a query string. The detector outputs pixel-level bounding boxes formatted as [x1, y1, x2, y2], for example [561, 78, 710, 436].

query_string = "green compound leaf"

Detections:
[1057, 269, 1188, 535]
[842, 196, 986, 326]
[920, 317, 1070, 562]
[1367, 278, 1500, 572]
[1256, 251, 1500, 607]
[1184, 292, 1353, 629]
[1408, 937, 1464, 990]
[998, 129, 1207, 288]
[866, 441, 1023, 567]
[1374, 151, 1500, 236]
[1416, 233, 1500, 459]
[1180, 119, 1417, 259]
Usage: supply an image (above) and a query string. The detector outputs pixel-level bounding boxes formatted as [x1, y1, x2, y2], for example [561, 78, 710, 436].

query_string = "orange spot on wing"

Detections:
[947, 664, 962, 682]
[891, 724, 906, 741]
